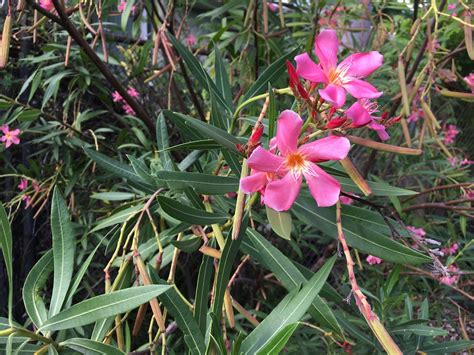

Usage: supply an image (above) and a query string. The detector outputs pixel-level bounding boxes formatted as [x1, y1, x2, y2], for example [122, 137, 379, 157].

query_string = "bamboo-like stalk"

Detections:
[336, 203, 402, 355]
[0, 14, 12, 69]
[346, 135, 422, 155]
[340, 157, 372, 196]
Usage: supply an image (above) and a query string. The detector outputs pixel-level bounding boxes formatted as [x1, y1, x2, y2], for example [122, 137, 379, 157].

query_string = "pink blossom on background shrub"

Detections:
[123, 104, 136, 116]
[18, 179, 28, 191]
[127, 87, 140, 98]
[407, 226, 426, 238]
[441, 243, 459, 256]
[440, 265, 460, 285]
[112, 91, 123, 102]
[240, 110, 350, 211]
[366, 255, 382, 265]
[185, 34, 197, 47]
[118, 0, 136, 13]
[40, 0, 54, 11]
[443, 124, 459, 145]
[294, 29, 383, 108]
[267, 2, 279, 12]
[464, 73, 474, 93]
[1, 125, 21, 148]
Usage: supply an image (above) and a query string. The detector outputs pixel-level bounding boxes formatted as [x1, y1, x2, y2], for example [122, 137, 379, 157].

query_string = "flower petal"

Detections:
[304, 164, 341, 207]
[369, 122, 390, 141]
[240, 172, 268, 194]
[295, 53, 327, 83]
[340, 51, 383, 78]
[276, 110, 303, 156]
[319, 84, 346, 108]
[343, 79, 382, 99]
[345, 101, 372, 127]
[264, 172, 302, 211]
[247, 146, 285, 173]
[299, 136, 350, 162]
[314, 29, 339, 71]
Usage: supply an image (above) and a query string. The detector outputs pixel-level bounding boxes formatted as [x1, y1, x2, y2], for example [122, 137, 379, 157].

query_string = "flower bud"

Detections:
[0, 14, 12, 69]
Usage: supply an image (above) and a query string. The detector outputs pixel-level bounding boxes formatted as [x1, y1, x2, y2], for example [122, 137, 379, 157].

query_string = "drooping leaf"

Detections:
[49, 188, 75, 317]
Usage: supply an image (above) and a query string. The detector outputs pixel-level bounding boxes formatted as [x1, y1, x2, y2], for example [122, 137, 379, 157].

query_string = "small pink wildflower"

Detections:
[185, 34, 197, 47]
[407, 108, 424, 123]
[18, 179, 28, 191]
[407, 226, 426, 238]
[40, 0, 54, 11]
[447, 3, 456, 11]
[112, 91, 123, 102]
[240, 110, 350, 211]
[32, 180, 40, 193]
[127, 87, 140, 98]
[345, 99, 389, 141]
[461, 158, 474, 165]
[441, 243, 458, 256]
[22, 195, 32, 206]
[447, 156, 458, 167]
[295, 29, 383, 108]
[464, 189, 474, 199]
[464, 73, 474, 93]
[1, 125, 21, 148]
[267, 2, 279, 12]
[123, 104, 136, 116]
[439, 265, 460, 285]
[366, 255, 382, 265]
[118, 0, 136, 14]
[443, 124, 459, 145]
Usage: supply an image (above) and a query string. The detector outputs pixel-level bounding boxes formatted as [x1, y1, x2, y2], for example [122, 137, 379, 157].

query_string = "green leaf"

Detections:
[49, 188, 75, 318]
[293, 197, 431, 264]
[214, 46, 233, 109]
[91, 192, 137, 201]
[40, 285, 171, 331]
[267, 84, 277, 141]
[336, 176, 417, 196]
[156, 171, 238, 195]
[168, 34, 230, 113]
[194, 239, 215, 334]
[241, 256, 336, 354]
[148, 268, 206, 354]
[162, 139, 221, 152]
[22, 250, 53, 330]
[121, 0, 135, 31]
[61, 338, 125, 354]
[242, 49, 297, 101]
[241, 229, 343, 337]
[171, 235, 201, 253]
[391, 324, 448, 336]
[164, 110, 241, 154]
[0, 204, 13, 323]
[158, 196, 228, 225]
[419, 340, 474, 354]
[156, 113, 174, 171]
[91, 203, 144, 233]
[266, 206, 292, 240]
[256, 323, 299, 355]
[84, 148, 155, 192]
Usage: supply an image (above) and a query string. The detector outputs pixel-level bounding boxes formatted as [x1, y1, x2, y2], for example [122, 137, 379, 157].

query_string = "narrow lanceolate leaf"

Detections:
[156, 113, 174, 171]
[256, 323, 299, 355]
[158, 196, 228, 225]
[242, 229, 343, 337]
[214, 46, 233, 109]
[266, 206, 292, 240]
[242, 49, 298, 101]
[40, 285, 171, 331]
[22, 250, 53, 330]
[420, 340, 474, 354]
[148, 268, 206, 354]
[49, 188, 75, 318]
[164, 110, 241, 154]
[293, 197, 430, 264]
[156, 171, 238, 195]
[61, 338, 125, 355]
[0, 204, 13, 323]
[194, 240, 215, 334]
[241, 256, 336, 354]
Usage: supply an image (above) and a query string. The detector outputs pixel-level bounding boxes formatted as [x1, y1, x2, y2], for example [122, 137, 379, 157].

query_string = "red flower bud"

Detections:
[249, 124, 264, 146]
[326, 116, 347, 129]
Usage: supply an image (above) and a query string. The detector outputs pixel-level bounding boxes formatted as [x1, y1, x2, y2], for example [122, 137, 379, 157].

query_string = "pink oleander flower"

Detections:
[345, 99, 389, 141]
[123, 104, 136, 116]
[295, 29, 383, 108]
[366, 255, 382, 265]
[443, 124, 459, 145]
[447, 156, 458, 166]
[1, 125, 21, 148]
[267, 2, 279, 12]
[441, 243, 459, 256]
[32, 180, 40, 192]
[18, 179, 28, 191]
[464, 73, 474, 93]
[464, 189, 474, 198]
[22, 195, 32, 207]
[461, 158, 474, 165]
[112, 91, 123, 102]
[240, 110, 350, 211]
[407, 107, 424, 123]
[407, 226, 426, 238]
[447, 3, 456, 11]
[440, 265, 460, 285]
[40, 0, 54, 11]
[118, 0, 136, 13]
[185, 34, 197, 47]
[127, 86, 140, 98]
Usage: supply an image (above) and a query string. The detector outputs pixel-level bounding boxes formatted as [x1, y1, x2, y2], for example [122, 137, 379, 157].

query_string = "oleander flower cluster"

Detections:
[289, 29, 396, 141]
[1, 125, 20, 148]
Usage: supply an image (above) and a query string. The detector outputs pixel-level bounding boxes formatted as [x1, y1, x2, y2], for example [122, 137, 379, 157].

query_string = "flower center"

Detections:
[327, 62, 352, 85]
[284, 152, 318, 179]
